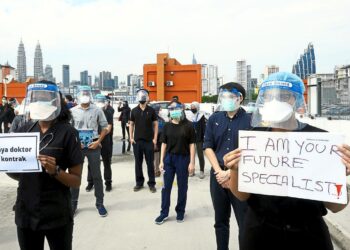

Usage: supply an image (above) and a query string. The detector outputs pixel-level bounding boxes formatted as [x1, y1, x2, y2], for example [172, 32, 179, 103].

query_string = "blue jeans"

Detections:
[160, 153, 190, 217]
[133, 140, 156, 187]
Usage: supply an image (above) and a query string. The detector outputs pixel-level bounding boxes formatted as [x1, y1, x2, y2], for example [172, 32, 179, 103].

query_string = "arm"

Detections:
[159, 142, 167, 171]
[324, 201, 348, 213]
[129, 121, 135, 144]
[152, 120, 158, 145]
[188, 143, 195, 174]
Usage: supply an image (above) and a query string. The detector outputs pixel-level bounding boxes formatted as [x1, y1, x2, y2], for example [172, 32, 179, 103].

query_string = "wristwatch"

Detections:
[50, 165, 61, 177]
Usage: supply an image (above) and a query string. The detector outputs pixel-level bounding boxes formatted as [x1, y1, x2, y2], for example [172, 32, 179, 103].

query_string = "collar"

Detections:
[224, 107, 244, 119]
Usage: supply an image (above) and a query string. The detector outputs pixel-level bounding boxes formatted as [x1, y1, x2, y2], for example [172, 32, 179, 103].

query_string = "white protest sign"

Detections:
[0, 133, 42, 173]
[238, 131, 347, 204]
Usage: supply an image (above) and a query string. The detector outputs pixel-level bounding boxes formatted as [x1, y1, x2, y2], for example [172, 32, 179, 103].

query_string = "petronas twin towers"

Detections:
[16, 40, 44, 81]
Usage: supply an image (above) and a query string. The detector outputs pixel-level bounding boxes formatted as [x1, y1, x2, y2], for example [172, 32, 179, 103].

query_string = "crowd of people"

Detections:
[3, 71, 350, 250]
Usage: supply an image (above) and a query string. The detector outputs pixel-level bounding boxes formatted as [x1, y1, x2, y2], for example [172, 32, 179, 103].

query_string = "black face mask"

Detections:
[139, 101, 146, 104]
[191, 109, 197, 113]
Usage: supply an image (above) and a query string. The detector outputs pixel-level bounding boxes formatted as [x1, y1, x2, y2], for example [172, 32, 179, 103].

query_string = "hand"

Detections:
[188, 162, 195, 175]
[223, 149, 242, 171]
[38, 155, 57, 175]
[159, 162, 164, 172]
[130, 138, 136, 144]
[215, 170, 230, 185]
[221, 179, 231, 189]
[153, 139, 157, 149]
[337, 144, 350, 176]
[88, 141, 101, 150]
[81, 143, 85, 149]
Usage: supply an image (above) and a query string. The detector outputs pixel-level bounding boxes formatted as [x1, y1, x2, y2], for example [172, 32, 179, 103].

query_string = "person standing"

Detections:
[129, 89, 158, 193]
[153, 105, 166, 177]
[65, 94, 75, 109]
[118, 100, 131, 140]
[204, 82, 250, 250]
[70, 86, 109, 217]
[15, 81, 83, 250]
[0, 96, 6, 133]
[0, 97, 16, 133]
[86, 94, 114, 192]
[155, 101, 196, 224]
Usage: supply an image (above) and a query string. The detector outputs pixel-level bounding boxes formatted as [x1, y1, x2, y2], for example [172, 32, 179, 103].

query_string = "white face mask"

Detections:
[259, 99, 294, 123]
[96, 103, 105, 109]
[80, 95, 90, 104]
[29, 102, 57, 121]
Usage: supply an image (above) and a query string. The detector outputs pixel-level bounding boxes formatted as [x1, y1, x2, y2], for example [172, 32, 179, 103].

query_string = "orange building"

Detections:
[0, 80, 34, 103]
[143, 53, 202, 103]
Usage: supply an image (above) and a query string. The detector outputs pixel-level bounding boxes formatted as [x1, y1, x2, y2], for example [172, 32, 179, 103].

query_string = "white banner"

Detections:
[0, 133, 42, 173]
[238, 131, 347, 204]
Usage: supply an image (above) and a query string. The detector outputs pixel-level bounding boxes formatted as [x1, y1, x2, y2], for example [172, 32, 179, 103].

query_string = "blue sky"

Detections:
[1, 0, 350, 83]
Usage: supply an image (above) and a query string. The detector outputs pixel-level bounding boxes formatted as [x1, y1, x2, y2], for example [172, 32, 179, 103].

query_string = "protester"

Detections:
[129, 89, 158, 193]
[203, 82, 250, 250]
[189, 101, 206, 179]
[172, 95, 179, 103]
[155, 101, 196, 224]
[10, 98, 28, 132]
[70, 85, 109, 217]
[153, 104, 166, 177]
[86, 94, 114, 192]
[225, 72, 350, 250]
[118, 100, 131, 140]
[0, 97, 16, 132]
[65, 94, 75, 109]
[14, 81, 83, 250]
[0, 96, 6, 133]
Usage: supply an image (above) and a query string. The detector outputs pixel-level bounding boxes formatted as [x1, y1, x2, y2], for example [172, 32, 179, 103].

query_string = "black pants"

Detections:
[196, 141, 205, 171]
[17, 223, 73, 250]
[121, 121, 130, 139]
[133, 140, 156, 187]
[210, 169, 247, 250]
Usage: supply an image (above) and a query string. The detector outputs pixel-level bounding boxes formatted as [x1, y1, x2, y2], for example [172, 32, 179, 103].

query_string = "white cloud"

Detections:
[0, 0, 350, 83]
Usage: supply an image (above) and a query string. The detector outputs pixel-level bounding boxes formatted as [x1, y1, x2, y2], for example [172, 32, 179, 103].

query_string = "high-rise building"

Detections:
[99, 71, 112, 90]
[264, 65, 279, 78]
[17, 40, 27, 82]
[62, 65, 70, 88]
[292, 43, 316, 79]
[127, 74, 132, 86]
[236, 60, 248, 90]
[34, 41, 44, 80]
[192, 54, 198, 64]
[88, 75, 92, 86]
[44, 65, 54, 82]
[201, 64, 219, 96]
[114, 76, 119, 89]
[80, 70, 89, 85]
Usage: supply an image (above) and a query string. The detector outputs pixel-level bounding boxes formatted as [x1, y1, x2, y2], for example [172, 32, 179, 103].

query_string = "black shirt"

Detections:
[130, 105, 157, 141]
[192, 114, 206, 142]
[161, 119, 196, 155]
[118, 105, 131, 123]
[15, 121, 83, 230]
[101, 108, 113, 146]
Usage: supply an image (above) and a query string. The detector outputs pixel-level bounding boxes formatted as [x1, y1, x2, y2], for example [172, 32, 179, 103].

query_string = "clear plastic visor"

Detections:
[136, 90, 149, 102]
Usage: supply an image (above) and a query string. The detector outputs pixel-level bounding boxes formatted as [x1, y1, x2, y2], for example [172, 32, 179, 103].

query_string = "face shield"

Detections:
[217, 89, 242, 112]
[136, 89, 149, 104]
[15, 98, 26, 115]
[76, 86, 93, 104]
[168, 103, 183, 120]
[251, 74, 306, 130]
[94, 94, 107, 109]
[25, 83, 61, 121]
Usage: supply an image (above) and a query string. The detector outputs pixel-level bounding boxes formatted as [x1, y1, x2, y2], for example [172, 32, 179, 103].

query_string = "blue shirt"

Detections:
[203, 108, 251, 167]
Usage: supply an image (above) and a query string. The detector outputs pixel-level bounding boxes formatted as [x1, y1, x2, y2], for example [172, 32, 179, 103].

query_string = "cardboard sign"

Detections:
[0, 133, 41, 173]
[238, 131, 347, 204]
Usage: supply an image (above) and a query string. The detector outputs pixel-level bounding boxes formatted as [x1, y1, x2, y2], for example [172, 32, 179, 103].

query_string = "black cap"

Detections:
[219, 82, 246, 100]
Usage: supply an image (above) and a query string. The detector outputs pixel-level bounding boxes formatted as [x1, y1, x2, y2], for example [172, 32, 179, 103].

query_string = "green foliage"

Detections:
[202, 95, 218, 103]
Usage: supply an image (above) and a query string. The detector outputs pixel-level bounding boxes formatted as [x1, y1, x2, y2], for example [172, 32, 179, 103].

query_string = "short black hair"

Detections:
[137, 88, 149, 94]
[65, 94, 73, 102]
[219, 82, 246, 102]
[172, 96, 179, 100]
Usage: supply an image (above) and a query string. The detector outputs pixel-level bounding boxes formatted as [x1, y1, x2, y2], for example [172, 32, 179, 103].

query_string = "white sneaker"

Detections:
[199, 171, 205, 179]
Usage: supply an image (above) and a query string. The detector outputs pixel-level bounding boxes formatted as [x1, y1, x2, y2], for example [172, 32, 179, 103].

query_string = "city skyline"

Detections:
[1, 0, 350, 83]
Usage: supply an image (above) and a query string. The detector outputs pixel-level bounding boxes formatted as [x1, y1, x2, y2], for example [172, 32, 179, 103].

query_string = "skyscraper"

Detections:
[114, 76, 119, 89]
[236, 60, 248, 90]
[44, 65, 54, 82]
[192, 54, 198, 64]
[80, 70, 89, 85]
[201, 64, 219, 96]
[17, 39, 27, 82]
[292, 43, 316, 79]
[34, 41, 44, 80]
[264, 65, 279, 78]
[62, 65, 70, 88]
[99, 71, 112, 89]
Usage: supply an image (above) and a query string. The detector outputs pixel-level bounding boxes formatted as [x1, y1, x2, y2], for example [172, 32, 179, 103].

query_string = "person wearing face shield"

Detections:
[70, 86, 109, 217]
[0, 96, 7, 133]
[129, 89, 158, 193]
[225, 72, 350, 250]
[14, 81, 83, 250]
[118, 100, 131, 140]
[85, 94, 114, 192]
[203, 82, 251, 250]
[155, 101, 196, 224]
[0, 97, 16, 133]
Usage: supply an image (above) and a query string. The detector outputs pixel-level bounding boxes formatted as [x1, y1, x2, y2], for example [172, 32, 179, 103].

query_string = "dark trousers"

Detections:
[161, 153, 190, 216]
[210, 169, 247, 250]
[17, 223, 73, 250]
[121, 121, 129, 139]
[196, 141, 205, 171]
[87, 137, 113, 186]
[3, 122, 9, 133]
[133, 140, 156, 187]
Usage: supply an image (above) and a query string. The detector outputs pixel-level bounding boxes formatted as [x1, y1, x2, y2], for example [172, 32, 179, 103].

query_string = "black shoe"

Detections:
[86, 183, 94, 192]
[133, 185, 143, 192]
[149, 186, 157, 193]
[106, 184, 112, 192]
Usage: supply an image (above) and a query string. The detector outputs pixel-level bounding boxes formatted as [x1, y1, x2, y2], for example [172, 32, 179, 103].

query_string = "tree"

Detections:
[202, 95, 218, 103]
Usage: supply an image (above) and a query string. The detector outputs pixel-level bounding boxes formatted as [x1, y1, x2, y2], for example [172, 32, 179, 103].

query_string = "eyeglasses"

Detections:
[39, 133, 54, 152]
[262, 92, 293, 102]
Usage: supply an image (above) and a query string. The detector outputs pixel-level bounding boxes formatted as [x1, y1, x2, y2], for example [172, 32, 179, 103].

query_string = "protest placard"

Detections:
[0, 133, 41, 173]
[238, 130, 347, 204]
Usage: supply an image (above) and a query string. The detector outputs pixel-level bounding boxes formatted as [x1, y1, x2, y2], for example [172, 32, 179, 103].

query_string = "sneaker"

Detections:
[86, 183, 94, 192]
[97, 205, 108, 217]
[199, 171, 205, 179]
[149, 186, 157, 193]
[176, 214, 185, 223]
[105, 184, 112, 192]
[155, 214, 168, 225]
[133, 185, 143, 192]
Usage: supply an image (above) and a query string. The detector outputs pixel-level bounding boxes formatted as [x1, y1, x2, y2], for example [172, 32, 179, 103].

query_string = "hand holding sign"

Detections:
[223, 149, 242, 171]
[337, 144, 350, 176]
[37, 155, 56, 175]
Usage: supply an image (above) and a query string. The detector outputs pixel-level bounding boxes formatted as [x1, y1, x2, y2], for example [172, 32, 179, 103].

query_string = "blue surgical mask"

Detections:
[170, 110, 182, 119]
[221, 99, 239, 112]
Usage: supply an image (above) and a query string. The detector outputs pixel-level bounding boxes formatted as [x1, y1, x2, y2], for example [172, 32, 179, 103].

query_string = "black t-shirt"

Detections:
[130, 105, 157, 141]
[101, 108, 113, 146]
[161, 119, 196, 155]
[247, 124, 328, 224]
[15, 121, 83, 230]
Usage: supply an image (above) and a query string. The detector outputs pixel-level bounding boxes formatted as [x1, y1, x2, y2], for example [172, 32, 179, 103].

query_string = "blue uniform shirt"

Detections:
[203, 108, 251, 168]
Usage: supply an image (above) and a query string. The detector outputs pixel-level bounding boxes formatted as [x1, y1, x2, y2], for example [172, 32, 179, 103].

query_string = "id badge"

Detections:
[78, 129, 94, 149]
